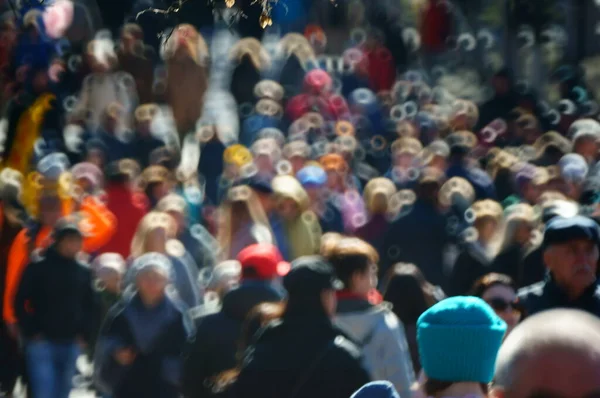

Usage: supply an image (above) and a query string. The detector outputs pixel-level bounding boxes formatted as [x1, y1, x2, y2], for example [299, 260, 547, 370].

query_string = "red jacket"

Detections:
[421, 1, 453, 53]
[100, 184, 148, 258]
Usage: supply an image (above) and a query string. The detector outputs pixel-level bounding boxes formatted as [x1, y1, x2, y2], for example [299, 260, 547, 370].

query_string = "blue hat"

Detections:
[351, 381, 400, 398]
[296, 165, 327, 187]
[417, 296, 506, 383]
[543, 215, 600, 249]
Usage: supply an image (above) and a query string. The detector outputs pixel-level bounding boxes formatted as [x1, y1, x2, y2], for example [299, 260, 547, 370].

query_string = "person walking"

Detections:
[234, 256, 371, 398]
[15, 219, 100, 398]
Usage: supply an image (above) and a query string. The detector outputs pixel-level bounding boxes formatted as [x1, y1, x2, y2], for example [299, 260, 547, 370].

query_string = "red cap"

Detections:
[236, 243, 291, 280]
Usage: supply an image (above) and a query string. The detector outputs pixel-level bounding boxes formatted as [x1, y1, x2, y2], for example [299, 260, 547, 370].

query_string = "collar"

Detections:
[544, 275, 600, 305]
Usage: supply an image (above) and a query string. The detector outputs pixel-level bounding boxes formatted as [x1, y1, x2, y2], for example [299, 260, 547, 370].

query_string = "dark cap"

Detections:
[283, 256, 343, 296]
[242, 175, 273, 194]
[542, 215, 600, 249]
[53, 218, 82, 241]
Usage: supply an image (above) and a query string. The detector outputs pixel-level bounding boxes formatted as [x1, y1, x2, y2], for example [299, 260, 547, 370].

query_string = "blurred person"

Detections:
[183, 243, 287, 398]
[421, 140, 450, 174]
[157, 194, 217, 270]
[571, 122, 600, 165]
[355, 178, 397, 251]
[101, 159, 149, 258]
[233, 256, 371, 398]
[71, 161, 104, 197]
[477, 69, 518, 130]
[284, 140, 311, 175]
[243, 175, 291, 261]
[518, 215, 600, 317]
[320, 153, 366, 233]
[94, 253, 193, 398]
[382, 168, 449, 286]
[491, 204, 539, 286]
[504, 163, 545, 206]
[558, 153, 589, 201]
[520, 199, 579, 287]
[15, 219, 100, 398]
[449, 200, 504, 296]
[131, 104, 165, 168]
[92, 253, 126, 328]
[417, 297, 506, 398]
[0, 187, 25, 396]
[382, 263, 444, 373]
[296, 165, 344, 234]
[130, 211, 201, 308]
[491, 309, 600, 398]
[446, 131, 496, 200]
[471, 273, 522, 336]
[204, 260, 241, 303]
[217, 184, 274, 260]
[386, 137, 423, 190]
[92, 104, 133, 163]
[141, 165, 174, 208]
[328, 238, 415, 397]
[272, 175, 322, 259]
[250, 138, 280, 179]
[532, 131, 572, 168]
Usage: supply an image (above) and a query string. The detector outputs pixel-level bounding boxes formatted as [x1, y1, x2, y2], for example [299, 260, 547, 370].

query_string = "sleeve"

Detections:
[372, 314, 416, 398]
[93, 305, 131, 395]
[14, 261, 38, 337]
[3, 229, 28, 324]
[81, 269, 102, 344]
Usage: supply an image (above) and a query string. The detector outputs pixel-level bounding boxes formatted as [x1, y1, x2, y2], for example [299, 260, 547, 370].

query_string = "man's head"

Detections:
[53, 218, 83, 259]
[491, 309, 600, 398]
[542, 216, 599, 298]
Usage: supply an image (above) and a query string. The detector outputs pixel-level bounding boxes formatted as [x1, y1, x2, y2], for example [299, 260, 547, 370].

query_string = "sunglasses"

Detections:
[486, 297, 523, 314]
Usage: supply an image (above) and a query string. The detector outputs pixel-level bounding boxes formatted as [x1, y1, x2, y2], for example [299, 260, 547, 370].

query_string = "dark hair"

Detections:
[212, 302, 285, 393]
[424, 378, 488, 397]
[470, 273, 516, 298]
[382, 263, 436, 325]
[326, 237, 378, 288]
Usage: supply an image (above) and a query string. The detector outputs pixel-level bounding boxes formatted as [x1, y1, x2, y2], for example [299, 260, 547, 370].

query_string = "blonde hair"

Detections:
[130, 211, 177, 258]
[498, 204, 539, 253]
[229, 38, 271, 70]
[217, 185, 273, 261]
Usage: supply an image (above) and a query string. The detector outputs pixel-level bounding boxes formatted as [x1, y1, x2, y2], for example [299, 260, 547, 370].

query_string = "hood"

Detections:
[272, 175, 310, 211]
[334, 297, 392, 345]
[221, 281, 284, 321]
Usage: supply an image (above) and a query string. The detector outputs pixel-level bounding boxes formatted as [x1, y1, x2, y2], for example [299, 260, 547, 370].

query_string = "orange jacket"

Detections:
[3, 196, 116, 324]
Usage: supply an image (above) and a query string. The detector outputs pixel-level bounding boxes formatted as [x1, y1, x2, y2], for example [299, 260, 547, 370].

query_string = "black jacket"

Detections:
[15, 247, 100, 343]
[234, 316, 371, 398]
[518, 277, 600, 318]
[182, 282, 285, 398]
[491, 243, 527, 287]
[448, 243, 492, 296]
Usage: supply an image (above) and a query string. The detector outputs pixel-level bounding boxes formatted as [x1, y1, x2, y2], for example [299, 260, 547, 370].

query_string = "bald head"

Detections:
[492, 309, 600, 398]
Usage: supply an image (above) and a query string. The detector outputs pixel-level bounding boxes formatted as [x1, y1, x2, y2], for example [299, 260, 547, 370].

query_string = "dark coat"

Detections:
[520, 245, 547, 287]
[234, 316, 371, 398]
[518, 277, 600, 318]
[448, 243, 493, 296]
[14, 247, 100, 343]
[95, 294, 190, 398]
[381, 199, 450, 286]
[182, 282, 285, 398]
[491, 243, 527, 287]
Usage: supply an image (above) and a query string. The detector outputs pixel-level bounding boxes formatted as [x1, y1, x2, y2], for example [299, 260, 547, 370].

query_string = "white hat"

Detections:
[131, 252, 172, 280]
[93, 253, 126, 276]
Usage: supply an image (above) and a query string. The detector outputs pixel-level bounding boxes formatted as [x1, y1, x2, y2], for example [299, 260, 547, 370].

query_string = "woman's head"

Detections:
[131, 252, 172, 305]
[471, 200, 503, 245]
[326, 237, 379, 296]
[283, 256, 343, 319]
[500, 204, 538, 250]
[417, 297, 506, 393]
[471, 273, 522, 335]
[131, 211, 177, 257]
[382, 263, 435, 325]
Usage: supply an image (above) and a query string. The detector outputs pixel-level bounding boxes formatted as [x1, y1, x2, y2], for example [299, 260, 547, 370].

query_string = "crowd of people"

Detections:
[0, 0, 599, 397]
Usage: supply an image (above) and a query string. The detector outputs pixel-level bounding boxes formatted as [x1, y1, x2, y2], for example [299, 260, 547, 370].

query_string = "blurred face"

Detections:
[77, 177, 94, 194]
[277, 198, 300, 221]
[544, 239, 599, 298]
[351, 263, 378, 296]
[56, 235, 83, 259]
[429, 155, 447, 172]
[256, 192, 274, 214]
[320, 289, 337, 318]
[493, 76, 510, 96]
[491, 347, 600, 398]
[86, 150, 105, 168]
[150, 182, 170, 202]
[522, 182, 541, 204]
[514, 222, 533, 245]
[289, 156, 305, 174]
[136, 120, 152, 136]
[326, 170, 344, 192]
[254, 155, 273, 175]
[476, 217, 499, 244]
[136, 269, 167, 305]
[574, 138, 599, 164]
[167, 210, 185, 234]
[394, 153, 415, 168]
[482, 284, 521, 335]
[145, 227, 167, 252]
[98, 270, 122, 294]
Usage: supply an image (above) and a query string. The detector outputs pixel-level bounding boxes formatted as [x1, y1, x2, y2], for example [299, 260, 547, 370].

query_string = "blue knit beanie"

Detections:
[417, 296, 506, 383]
[351, 381, 400, 398]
